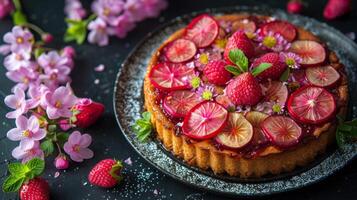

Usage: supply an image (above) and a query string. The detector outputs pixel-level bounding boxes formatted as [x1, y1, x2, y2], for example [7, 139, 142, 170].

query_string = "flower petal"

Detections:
[7, 128, 24, 141]
[12, 146, 26, 160]
[16, 115, 28, 130]
[32, 129, 46, 141]
[46, 106, 60, 119]
[79, 134, 92, 148]
[28, 115, 40, 131]
[78, 148, 94, 160]
[68, 131, 81, 145]
[69, 152, 84, 162]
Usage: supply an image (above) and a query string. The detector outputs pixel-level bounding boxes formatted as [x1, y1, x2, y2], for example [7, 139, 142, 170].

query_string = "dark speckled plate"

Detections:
[113, 6, 357, 196]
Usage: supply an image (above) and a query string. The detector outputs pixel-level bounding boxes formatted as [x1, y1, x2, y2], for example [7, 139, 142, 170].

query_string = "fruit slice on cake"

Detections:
[165, 39, 197, 63]
[245, 111, 269, 146]
[149, 62, 195, 90]
[261, 81, 288, 105]
[306, 65, 340, 87]
[182, 101, 228, 140]
[261, 20, 297, 42]
[184, 14, 219, 48]
[215, 113, 253, 149]
[289, 40, 326, 66]
[287, 86, 336, 124]
[163, 90, 202, 118]
[232, 19, 257, 34]
[261, 116, 302, 148]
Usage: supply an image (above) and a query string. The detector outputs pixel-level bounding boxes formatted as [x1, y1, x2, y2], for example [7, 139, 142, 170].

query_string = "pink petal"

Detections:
[78, 148, 93, 159]
[16, 115, 28, 130]
[7, 128, 24, 141]
[6, 109, 22, 119]
[3, 32, 14, 44]
[32, 129, 46, 141]
[4, 95, 18, 109]
[19, 139, 35, 150]
[68, 131, 82, 145]
[69, 152, 84, 162]
[79, 134, 92, 148]
[63, 142, 73, 155]
[12, 146, 26, 160]
[46, 106, 60, 119]
[28, 115, 39, 131]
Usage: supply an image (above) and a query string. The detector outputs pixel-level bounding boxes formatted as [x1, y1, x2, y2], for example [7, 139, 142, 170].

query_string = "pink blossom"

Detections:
[7, 115, 46, 144]
[124, 0, 146, 22]
[12, 140, 44, 163]
[87, 18, 114, 46]
[4, 51, 32, 71]
[26, 84, 50, 109]
[64, 131, 94, 162]
[141, 0, 168, 18]
[194, 48, 222, 71]
[59, 119, 73, 131]
[91, 0, 125, 26]
[54, 154, 70, 170]
[64, 0, 86, 20]
[6, 67, 39, 91]
[113, 13, 136, 39]
[3, 26, 33, 53]
[61, 46, 76, 58]
[0, 0, 14, 19]
[196, 84, 217, 100]
[257, 31, 290, 52]
[37, 51, 70, 73]
[0, 44, 11, 55]
[4, 87, 27, 119]
[279, 52, 302, 69]
[44, 84, 78, 119]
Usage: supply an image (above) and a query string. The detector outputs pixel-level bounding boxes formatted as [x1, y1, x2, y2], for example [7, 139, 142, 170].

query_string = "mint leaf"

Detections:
[34, 48, 45, 59]
[25, 158, 45, 178]
[225, 65, 242, 76]
[228, 49, 248, 73]
[40, 139, 54, 157]
[8, 163, 28, 176]
[2, 175, 25, 193]
[336, 118, 357, 148]
[64, 19, 87, 44]
[132, 112, 153, 143]
[251, 63, 272, 77]
[280, 68, 290, 82]
[12, 10, 28, 25]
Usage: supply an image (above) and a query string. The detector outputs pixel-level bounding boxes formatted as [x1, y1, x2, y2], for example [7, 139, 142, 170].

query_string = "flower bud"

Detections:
[54, 155, 69, 170]
[62, 46, 76, 58]
[41, 33, 54, 43]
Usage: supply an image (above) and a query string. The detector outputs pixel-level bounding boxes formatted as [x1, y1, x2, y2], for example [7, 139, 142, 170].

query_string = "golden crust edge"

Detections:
[143, 15, 349, 177]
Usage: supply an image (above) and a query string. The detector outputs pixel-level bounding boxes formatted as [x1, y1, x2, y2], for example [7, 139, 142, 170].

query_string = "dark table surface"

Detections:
[0, 0, 356, 199]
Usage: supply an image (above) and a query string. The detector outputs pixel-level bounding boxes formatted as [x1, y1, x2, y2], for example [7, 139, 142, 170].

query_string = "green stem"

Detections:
[23, 22, 45, 35]
[12, 0, 22, 11]
[55, 141, 62, 154]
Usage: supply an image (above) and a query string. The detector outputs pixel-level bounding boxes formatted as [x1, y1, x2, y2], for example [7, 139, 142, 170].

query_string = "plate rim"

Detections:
[113, 6, 357, 197]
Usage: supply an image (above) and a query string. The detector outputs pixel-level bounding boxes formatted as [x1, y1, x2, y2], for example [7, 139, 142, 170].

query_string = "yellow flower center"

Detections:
[22, 77, 29, 84]
[286, 58, 295, 66]
[190, 76, 201, 89]
[23, 130, 31, 137]
[55, 101, 62, 108]
[199, 53, 209, 65]
[15, 54, 23, 61]
[263, 36, 277, 48]
[103, 7, 111, 16]
[202, 90, 213, 100]
[16, 37, 24, 44]
[73, 145, 80, 152]
[272, 104, 282, 113]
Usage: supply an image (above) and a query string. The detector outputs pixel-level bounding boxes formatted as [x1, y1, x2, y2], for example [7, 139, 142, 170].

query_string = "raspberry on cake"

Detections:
[143, 13, 348, 177]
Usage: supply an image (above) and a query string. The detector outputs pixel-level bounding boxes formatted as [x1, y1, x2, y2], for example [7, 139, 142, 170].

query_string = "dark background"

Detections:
[0, 0, 356, 199]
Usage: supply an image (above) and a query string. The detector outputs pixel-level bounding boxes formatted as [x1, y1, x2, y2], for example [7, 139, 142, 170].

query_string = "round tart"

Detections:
[144, 14, 348, 177]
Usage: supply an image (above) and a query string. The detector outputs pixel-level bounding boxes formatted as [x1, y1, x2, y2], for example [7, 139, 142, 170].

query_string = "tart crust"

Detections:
[143, 15, 349, 177]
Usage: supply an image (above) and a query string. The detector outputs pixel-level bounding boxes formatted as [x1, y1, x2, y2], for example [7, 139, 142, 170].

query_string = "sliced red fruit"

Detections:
[261, 20, 297, 42]
[306, 65, 340, 87]
[261, 81, 288, 105]
[215, 95, 236, 111]
[182, 101, 228, 140]
[289, 40, 326, 66]
[232, 19, 256, 33]
[149, 62, 195, 91]
[184, 14, 219, 48]
[287, 86, 336, 124]
[261, 116, 302, 148]
[215, 113, 253, 149]
[164, 39, 197, 63]
[163, 90, 202, 118]
[245, 111, 269, 146]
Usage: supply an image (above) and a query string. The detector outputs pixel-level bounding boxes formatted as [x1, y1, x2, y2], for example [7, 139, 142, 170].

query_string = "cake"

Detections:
[143, 14, 348, 178]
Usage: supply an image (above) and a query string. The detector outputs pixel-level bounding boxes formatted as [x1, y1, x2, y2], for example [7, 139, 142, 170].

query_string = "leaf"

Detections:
[336, 118, 357, 148]
[12, 10, 27, 25]
[40, 139, 54, 157]
[2, 175, 25, 193]
[25, 158, 45, 177]
[56, 132, 69, 146]
[280, 68, 290, 82]
[132, 112, 153, 143]
[251, 63, 272, 77]
[34, 48, 45, 59]
[8, 163, 28, 176]
[336, 129, 346, 148]
[228, 49, 248, 72]
[225, 65, 242, 76]
[64, 19, 87, 44]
